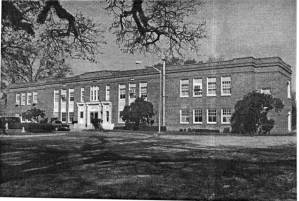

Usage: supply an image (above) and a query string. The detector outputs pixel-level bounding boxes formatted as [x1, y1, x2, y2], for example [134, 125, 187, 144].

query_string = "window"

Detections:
[180, 79, 189, 97]
[287, 81, 291, 99]
[106, 85, 110, 101]
[193, 78, 202, 97]
[207, 109, 217, 124]
[16, 94, 20, 105]
[33, 92, 38, 104]
[61, 90, 67, 102]
[80, 112, 84, 118]
[221, 76, 231, 96]
[129, 83, 137, 99]
[119, 84, 126, 99]
[27, 93, 32, 105]
[68, 112, 74, 123]
[61, 112, 67, 122]
[54, 90, 59, 113]
[90, 86, 99, 101]
[180, 109, 190, 124]
[260, 88, 271, 95]
[21, 93, 26, 105]
[193, 109, 202, 124]
[139, 82, 148, 100]
[106, 111, 110, 122]
[80, 88, 85, 102]
[207, 77, 216, 96]
[69, 89, 74, 102]
[221, 108, 231, 124]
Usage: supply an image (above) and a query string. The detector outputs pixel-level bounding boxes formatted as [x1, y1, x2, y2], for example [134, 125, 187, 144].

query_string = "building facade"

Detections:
[4, 57, 292, 133]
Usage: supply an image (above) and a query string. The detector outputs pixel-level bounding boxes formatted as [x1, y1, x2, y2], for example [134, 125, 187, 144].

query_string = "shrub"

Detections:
[22, 108, 45, 122]
[120, 97, 154, 130]
[231, 91, 284, 135]
[91, 119, 103, 130]
[24, 123, 54, 133]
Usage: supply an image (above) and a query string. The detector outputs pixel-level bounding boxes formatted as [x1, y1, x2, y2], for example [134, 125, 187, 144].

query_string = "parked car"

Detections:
[51, 120, 70, 131]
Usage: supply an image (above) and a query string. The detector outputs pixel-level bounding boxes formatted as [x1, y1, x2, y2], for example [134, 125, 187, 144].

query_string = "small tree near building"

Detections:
[120, 97, 154, 130]
[22, 108, 46, 123]
[231, 91, 284, 135]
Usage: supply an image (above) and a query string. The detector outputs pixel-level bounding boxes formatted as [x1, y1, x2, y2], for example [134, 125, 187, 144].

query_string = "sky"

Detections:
[61, 0, 296, 88]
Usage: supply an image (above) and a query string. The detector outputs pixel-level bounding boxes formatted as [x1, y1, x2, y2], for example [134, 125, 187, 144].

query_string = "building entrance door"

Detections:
[90, 112, 99, 123]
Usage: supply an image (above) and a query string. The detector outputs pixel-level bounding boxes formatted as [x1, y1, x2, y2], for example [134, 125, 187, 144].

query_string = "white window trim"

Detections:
[221, 109, 231, 124]
[33, 92, 38, 104]
[221, 76, 231, 96]
[129, 83, 137, 100]
[119, 84, 126, 100]
[193, 78, 203, 97]
[21, 93, 26, 106]
[193, 109, 203, 124]
[16, 94, 20, 105]
[80, 88, 84, 102]
[207, 77, 217, 97]
[180, 109, 190, 124]
[139, 82, 148, 100]
[207, 109, 217, 124]
[180, 79, 190, 98]
[105, 85, 110, 101]
[287, 81, 291, 99]
[27, 93, 32, 105]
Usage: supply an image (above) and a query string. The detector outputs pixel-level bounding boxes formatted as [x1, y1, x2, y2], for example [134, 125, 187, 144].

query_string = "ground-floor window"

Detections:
[193, 109, 202, 124]
[68, 112, 74, 123]
[207, 109, 217, 124]
[80, 112, 84, 119]
[180, 109, 190, 124]
[61, 112, 67, 122]
[221, 108, 231, 124]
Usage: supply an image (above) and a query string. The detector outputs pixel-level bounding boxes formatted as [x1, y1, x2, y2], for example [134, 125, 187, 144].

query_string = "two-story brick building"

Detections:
[3, 57, 292, 133]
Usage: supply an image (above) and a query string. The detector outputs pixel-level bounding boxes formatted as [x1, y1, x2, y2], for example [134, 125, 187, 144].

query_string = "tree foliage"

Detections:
[22, 108, 46, 122]
[231, 91, 284, 135]
[120, 97, 154, 130]
[2, 1, 101, 84]
[107, 0, 206, 57]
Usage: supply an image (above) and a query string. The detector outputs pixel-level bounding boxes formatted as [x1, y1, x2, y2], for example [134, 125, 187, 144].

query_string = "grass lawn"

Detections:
[0, 131, 296, 200]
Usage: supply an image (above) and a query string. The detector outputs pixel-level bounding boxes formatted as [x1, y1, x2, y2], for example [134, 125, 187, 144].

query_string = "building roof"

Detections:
[9, 56, 292, 90]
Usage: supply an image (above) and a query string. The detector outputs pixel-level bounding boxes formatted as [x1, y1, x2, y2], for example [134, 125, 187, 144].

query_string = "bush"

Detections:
[91, 119, 103, 130]
[24, 123, 54, 133]
[0, 117, 21, 129]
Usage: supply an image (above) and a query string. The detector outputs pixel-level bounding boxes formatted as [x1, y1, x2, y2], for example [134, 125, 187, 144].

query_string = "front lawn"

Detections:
[0, 131, 296, 200]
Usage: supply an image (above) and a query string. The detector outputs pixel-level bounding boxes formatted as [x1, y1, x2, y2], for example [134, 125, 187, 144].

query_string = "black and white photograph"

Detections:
[0, 0, 296, 200]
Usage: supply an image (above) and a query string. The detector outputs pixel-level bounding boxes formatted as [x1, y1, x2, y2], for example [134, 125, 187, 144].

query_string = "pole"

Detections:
[162, 58, 166, 129]
[158, 71, 162, 133]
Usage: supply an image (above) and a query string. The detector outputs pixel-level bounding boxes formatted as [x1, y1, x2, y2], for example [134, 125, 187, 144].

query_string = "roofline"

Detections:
[9, 56, 292, 90]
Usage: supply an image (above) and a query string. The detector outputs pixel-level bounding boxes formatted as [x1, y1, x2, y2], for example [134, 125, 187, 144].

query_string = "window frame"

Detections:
[207, 109, 217, 124]
[193, 78, 203, 97]
[221, 108, 232, 124]
[21, 93, 26, 106]
[287, 81, 291, 99]
[207, 77, 217, 97]
[16, 94, 20, 105]
[139, 82, 148, 100]
[180, 79, 190, 97]
[27, 93, 32, 105]
[180, 109, 190, 124]
[221, 76, 231, 96]
[119, 84, 126, 100]
[105, 85, 110, 101]
[193, 109, 203, 124]
[32, 92, 38, 104]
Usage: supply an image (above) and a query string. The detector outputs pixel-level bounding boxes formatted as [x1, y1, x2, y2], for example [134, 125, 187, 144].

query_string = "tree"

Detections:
[120, 97, 154, 130]
[22, 108, 46, 122]
[3, 0, 206, 58]
[2, 1, 101, 84]
[231, 91, 284, 135]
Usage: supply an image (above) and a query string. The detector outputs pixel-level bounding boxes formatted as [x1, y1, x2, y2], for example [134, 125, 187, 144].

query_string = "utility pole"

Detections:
[162, 56, 166, 129]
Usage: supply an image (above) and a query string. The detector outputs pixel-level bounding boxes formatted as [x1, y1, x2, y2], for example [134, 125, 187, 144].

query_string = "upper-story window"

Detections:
[69, 89, 74, 102]
[180, 79, 189, 97]
[129, 83, 137, 99]
[27, 93, 32, 105]
[80, 88, 85, 102]
[33, 92, 38, 104]
[16, 94, 20, 105]
[180, 109, 190, 124]
[221, 76, 231, 96]
[61, 89, 67, 102]
[207, 77, 216, 96]
[139, 82, 148, 100]
[54, 90, 60, 103]
[106, 85, 110, 101]
[287, 81, 291, 99]
[119, 84, 126, 100]
[193, 78, 202, 97]
[90, 86, 99, 101]
[221, 108, 231, 124]
[21, 93, 26, 105]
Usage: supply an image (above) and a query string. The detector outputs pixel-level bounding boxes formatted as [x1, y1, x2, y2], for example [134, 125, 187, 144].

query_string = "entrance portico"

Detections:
[77, 101, 113, 129]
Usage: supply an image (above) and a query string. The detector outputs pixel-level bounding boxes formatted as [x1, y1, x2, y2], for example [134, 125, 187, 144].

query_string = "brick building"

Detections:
[4, 57, 292, 133]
